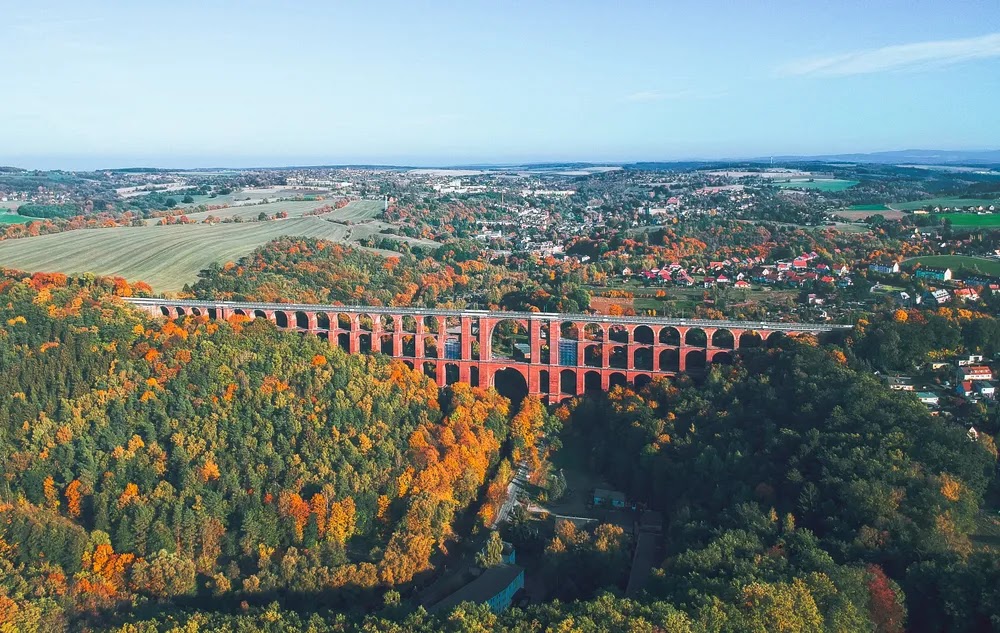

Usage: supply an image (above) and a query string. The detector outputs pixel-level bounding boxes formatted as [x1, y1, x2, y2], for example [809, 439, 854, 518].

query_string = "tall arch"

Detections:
[584, 371, 602, 393]
[608, 325, 629, 344]
[609, 346, 627, 369]
[685, 328, 707, 347]
[316, 312, 331, 330]
[609, 372, 627, 391]
[711, 329, 735, 349]
[634, 325, 654, 345]
[560, 369, 577, 395]
[294, 311, 310, 329]
[274, 311, 289, 328]
[685, 349, 706, 371]
[740, 331, 764, 348]
[490, 318, 530, 362]
[659, 327, 680, 346]
[634, 347, 654, 371]
[659, 348, 679, 372]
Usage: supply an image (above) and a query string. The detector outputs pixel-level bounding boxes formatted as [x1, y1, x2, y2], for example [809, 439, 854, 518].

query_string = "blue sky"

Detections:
[2, 0, 999, 169]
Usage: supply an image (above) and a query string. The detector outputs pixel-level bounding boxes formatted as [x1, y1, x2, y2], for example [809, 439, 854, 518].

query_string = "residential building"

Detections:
[953, 288, 979, 302]
[915, 267, 952, 281]
[917, 392, 940, 406]
[886, 376, 915, 391]
[431, 564, 525, 614]
[957, 365, 993, 382]
[956, 354, 985, 366]
[868, 262, 900, 274]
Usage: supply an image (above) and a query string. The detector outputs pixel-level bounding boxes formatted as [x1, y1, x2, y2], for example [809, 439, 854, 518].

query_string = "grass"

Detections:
[905, 255, 1000, 277]
[0, 214, 41, 225]
[324, 200, 384, 222]
[0, 218, 352, 292]
[889, 197, 999, 211]
[148, 199, 337, 224]
[775, 179, 859, 192]
[835, 209, 905, 221]
[848, 204, 890, 211]
[937, 213, 1000, 228]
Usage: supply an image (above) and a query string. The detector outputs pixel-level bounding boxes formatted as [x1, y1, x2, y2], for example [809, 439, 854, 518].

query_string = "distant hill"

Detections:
[766, 149, 1000, 166]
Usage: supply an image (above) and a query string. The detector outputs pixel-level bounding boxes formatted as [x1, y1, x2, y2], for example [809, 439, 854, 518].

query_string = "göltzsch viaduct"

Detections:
[125, 298, 851, 403]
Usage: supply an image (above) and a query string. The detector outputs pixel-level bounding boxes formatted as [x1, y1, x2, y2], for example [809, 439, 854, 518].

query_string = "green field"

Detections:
[146, 198, 337, 225]
[935, 213, 1000, 228]
[324, 199, 384, 222]
[0, 214, 40, 225]
[848, 204, 890, 211]
[889, 197, 999, 211]
[776, 179, 859, 192]
[905, 255, 1000, 277]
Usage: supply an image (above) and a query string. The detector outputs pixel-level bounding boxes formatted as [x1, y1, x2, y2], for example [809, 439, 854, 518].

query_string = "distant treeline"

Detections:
[17, 203, 82, 218]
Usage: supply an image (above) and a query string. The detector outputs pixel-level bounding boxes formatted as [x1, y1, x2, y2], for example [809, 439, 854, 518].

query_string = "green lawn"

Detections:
[775, 179, 859, 192]
[889, 197, 998, 211]
[905, 255, 1000, 277]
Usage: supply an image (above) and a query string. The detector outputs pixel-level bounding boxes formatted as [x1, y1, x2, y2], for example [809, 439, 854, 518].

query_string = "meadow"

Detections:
[905, 255, 1000, 277]
[0, 213, 38, 225]
[889, 197, 999, 211]
[775, 179, 859, 192]
[937, 213, 1000, 228]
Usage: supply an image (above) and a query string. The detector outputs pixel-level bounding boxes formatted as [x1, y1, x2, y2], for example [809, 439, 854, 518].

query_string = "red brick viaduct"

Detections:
[125, 298, 850, 404]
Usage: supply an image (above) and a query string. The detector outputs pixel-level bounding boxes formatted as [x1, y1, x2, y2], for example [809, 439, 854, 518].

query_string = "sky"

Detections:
[1, 0, 999, 169]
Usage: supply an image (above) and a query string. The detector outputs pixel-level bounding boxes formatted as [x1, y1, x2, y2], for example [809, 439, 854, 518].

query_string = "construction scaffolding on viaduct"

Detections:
[124, 298, 851, 403]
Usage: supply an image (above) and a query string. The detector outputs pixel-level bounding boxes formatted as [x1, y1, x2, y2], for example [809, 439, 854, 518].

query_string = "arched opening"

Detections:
[685, 349, 706, 371]
[766, 331, 785, 349]
[423, 336, 439, 359]
[424, 316, 440, 335]
[337, 313, 352, 331]
[712, 351, 733, 365]
[609, 372, 627, 391]
[685, 328, 707, 347]
[560, 369, 577, 395]
[403, 360, 414, 371]
[316, 313, 330, 330]
[740, 331, 764, 348]
[470, 366, 480, 387]
[711, 329, 735, 349]
[583, 344, 602, 368]
[634, 326, 654, 345]
[207, 308, 219, 319]
[561, 321, 581, 341]
[358, 314, 375, 333]
[317, 331, 329, 342]
[634, 347, 653, 371]
[423, 362, 436, 380]
[539, 369, 550, 394]
[491, 319, 530, 362]
[445, 363, 460, 385]
[402, 315, 417, 333]
[584, 371, 602, 393]
[358, 333, 372, 353]
[494, 368, 528, 407]
[175, 307, 186, 316]
[337, 333, 350, 351]
[608, 325, 629, 344]
[380, 333, 394, 355]
[159, 306, 170, 317]
[659, 348, 679, 372]
[583, 323, 604, 343]
[659, 327, 680, 346]
[401, 334, 416, 358]
[471, 318, 482, 361]
[274, 311, 289, 328]
[190, 307, 202, 316]
[634, 374, 652, 391]
[253, 309, 267, 320]
[234, 309, 247, 317]
[295, 311, 310, 329]
[609, 346, 627, 369]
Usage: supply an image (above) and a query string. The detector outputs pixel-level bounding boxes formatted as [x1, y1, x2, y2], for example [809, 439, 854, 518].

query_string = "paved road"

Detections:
[492, 462, 529, 528]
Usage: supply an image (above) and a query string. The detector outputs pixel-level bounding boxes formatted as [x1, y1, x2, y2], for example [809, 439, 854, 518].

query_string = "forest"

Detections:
[0, 268, 998, 631]
[0, 270, 543, 630]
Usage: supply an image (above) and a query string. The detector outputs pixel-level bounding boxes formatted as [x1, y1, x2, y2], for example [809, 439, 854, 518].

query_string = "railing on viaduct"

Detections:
[123, 298, 851, 403]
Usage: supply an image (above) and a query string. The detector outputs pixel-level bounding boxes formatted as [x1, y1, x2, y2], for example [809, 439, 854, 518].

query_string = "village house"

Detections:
[952, 287, 979, 302]
[868, 262, 900, 274]
[915, 267, 952, 281]
[957, 365, 993, 382]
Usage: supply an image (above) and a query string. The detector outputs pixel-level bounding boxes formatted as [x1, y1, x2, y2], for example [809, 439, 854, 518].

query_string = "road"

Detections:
[492, 462, 529, 528]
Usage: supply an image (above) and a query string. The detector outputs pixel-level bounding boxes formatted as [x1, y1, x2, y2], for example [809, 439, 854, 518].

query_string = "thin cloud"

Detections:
[778, 32, 1000, 77]
[624, 89, 725, 102]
